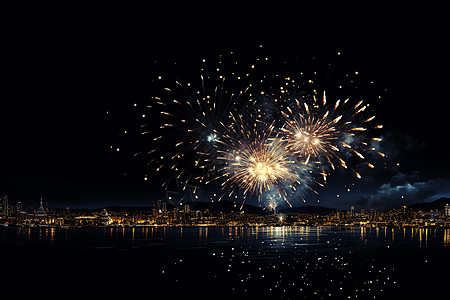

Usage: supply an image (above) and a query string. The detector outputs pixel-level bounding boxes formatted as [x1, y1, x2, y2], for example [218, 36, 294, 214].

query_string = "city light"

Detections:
[1, 194, 449, 228]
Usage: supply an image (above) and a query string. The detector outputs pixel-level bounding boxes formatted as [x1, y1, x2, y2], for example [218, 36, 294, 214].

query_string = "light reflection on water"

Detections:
[1, 226, 450, 248]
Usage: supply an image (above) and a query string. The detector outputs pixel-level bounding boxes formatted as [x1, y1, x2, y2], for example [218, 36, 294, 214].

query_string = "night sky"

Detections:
[2, 2, 449, 209]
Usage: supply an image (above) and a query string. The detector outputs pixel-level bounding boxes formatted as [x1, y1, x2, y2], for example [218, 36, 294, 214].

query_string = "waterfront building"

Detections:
[444, 203, 450, 218]
[100, 209, 112, 226]
[0, 194, 9, 217]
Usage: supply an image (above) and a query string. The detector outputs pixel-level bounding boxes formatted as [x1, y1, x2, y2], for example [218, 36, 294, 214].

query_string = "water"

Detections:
[1, 226, 449, 299]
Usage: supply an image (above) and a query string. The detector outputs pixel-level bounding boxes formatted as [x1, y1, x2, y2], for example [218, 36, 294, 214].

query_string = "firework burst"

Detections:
[141, 76, 253, 189]
[131, 48, 273, 199]
[280, 91, 384, 180]
[215, 117, 316, 208]
[220, 139, 293, 199]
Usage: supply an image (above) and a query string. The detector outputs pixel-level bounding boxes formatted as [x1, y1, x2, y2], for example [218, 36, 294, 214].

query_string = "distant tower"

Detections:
[184, 204, 190, 214]
[35, 194, 47, 223]
[350, 206, 355, 217]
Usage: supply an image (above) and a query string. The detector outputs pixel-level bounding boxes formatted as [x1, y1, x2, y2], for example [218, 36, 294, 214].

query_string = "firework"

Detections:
[130, 47, 277, 199]
[135, 69, 261, 204]
[121, 46, 385, 207]
[220, 139, 292, 196]
[280, 91, 384, 179]
[215, 118, 316, 207]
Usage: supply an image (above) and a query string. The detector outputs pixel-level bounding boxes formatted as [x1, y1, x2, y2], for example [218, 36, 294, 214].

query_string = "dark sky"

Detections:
[2, 2, 449, 209]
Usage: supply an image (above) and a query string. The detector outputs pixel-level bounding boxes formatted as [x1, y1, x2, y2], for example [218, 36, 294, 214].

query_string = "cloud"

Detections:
[356, 172, 442, 210]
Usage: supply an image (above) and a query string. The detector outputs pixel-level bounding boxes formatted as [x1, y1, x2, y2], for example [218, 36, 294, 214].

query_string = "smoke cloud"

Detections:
[357, 172, 442, 210]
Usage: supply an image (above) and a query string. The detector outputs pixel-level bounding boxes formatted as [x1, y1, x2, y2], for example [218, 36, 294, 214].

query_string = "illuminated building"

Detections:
[445, 203, 450, 217]
[100, 209, 112, 226]
[16, 202, 22, 213]
[74, 215, 97, 226]
[35, 194, 48, 223]
[0, 194, 8, 217]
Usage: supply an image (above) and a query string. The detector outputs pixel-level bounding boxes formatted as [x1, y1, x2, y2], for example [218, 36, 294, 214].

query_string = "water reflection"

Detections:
[50, 228, 55, 245]
[198, 227, 209, 243]
[444, 229, 450, 247]
[233, 226, 329, 244]
[1, 226, 450, 248]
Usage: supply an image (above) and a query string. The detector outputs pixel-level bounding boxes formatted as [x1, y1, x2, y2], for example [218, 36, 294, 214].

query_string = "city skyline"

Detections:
[2, 191, 450, 229]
